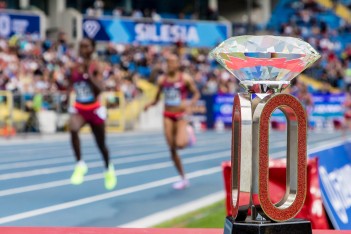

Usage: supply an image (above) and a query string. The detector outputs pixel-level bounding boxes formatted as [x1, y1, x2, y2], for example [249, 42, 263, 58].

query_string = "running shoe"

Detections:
[70, 161, 88, 185]
[187, 124, 196, 147]
[173, 179, 190, 190]
[104, 163, 117, 190]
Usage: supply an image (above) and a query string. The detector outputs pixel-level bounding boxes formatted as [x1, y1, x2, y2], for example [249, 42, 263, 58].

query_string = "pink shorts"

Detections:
[70, 102, 107, 125]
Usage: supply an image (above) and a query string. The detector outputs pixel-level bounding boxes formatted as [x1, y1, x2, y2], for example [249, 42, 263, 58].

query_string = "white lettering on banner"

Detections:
[12, 19, 28, 35]
[314, 104, 343, 113]
[135, 23, 199, 44]
[83, 20, 100, 38]
[216, 97, 233, 102]
[187, 27, 199, 43]
[160, 24, 170, 42]
[319, 165, 351, 224]
[135, 24, 146, 41]
[170, 25, 180, 42]
[0, 15, 10, 37]
[220, 104, 232, 115]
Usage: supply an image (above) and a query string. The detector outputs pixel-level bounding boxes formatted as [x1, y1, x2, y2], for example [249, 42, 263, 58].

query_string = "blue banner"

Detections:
[212, 93, 346, 128]
[312, 143, 351, 230]
[213, 94, 234, 125]
[83, 17, 230, 47]
[0, 11, 41, 38]
[190, 99, 207, 123]
[271, 93, 346, 126]
[311, 93, 345, 118]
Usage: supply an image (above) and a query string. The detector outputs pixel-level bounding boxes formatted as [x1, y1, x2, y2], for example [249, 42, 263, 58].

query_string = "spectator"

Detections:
[0, 1, 6, 9]
[113, 7, 122, 18]
[132, 9, 143, 19]
[151, 9, 161, 21]
[93, 0, 104, 17]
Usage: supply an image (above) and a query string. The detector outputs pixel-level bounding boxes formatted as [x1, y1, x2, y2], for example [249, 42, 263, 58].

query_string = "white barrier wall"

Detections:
[57, 8, 83, 44]
[38, 111, 57, 133]
[138, 102, 163, 131]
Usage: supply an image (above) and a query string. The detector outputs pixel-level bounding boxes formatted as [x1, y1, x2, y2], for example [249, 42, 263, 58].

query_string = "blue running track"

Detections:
[0, 130, 345, 227]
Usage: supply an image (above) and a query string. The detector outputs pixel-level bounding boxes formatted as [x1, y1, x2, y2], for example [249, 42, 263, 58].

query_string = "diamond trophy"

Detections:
[211, 35, 320, 234]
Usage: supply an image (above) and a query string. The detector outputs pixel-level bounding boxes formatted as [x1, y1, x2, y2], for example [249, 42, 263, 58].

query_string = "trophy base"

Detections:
[224, 216, 312, 234]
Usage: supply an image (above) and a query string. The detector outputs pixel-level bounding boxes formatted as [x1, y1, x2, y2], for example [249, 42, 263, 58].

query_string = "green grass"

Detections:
[154, 200, 226, 228]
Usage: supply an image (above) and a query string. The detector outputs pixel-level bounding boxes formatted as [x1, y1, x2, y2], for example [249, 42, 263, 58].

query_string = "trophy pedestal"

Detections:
[224, 216, 312, 234]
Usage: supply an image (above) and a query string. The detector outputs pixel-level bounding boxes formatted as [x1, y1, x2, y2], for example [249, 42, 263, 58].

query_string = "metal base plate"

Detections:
[224, 216, 312, 234]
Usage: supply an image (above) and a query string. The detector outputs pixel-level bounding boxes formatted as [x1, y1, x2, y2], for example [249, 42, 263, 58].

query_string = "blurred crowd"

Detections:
[0, 31, 238, 112]
[3, 0, 351, 110]
[274, 0, 351, 91]
[101, 43, 238, 95]
[85, 0, 218, 21]
[0, 32, 146, 112]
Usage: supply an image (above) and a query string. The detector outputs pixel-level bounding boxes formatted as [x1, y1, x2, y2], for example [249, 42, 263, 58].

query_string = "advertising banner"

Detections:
[271, 93, 346, 127]
[310, 93, 345, 121]
[200, 93, 346, 129]
[190, 99, 207, 125]
[313, 143, 351, 230]
[213, 94, 233, 126]
[83, 17, 230, 47]
[0, 11, 41, 38]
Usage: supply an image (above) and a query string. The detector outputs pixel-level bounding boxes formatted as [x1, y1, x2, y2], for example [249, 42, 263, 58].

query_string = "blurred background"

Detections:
[0, 0, 350, 231]
[0, 0, 348, 133]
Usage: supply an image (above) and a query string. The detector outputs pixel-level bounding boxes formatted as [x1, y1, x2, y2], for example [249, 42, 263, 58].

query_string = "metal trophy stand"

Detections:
[211, 35, 321, 234]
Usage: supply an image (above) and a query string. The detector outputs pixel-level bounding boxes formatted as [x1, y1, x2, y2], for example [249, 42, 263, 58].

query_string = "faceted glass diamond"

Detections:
[210, 35, 321, 93]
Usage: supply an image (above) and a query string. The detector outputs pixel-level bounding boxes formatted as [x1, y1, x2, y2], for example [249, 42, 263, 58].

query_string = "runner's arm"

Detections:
[66, 67, 73, 106]
[87, 61, 104, 95]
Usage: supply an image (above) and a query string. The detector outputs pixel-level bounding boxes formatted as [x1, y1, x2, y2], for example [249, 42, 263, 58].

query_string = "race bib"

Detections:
[164, 87, 182, 106]
[74, 81, 95, 103]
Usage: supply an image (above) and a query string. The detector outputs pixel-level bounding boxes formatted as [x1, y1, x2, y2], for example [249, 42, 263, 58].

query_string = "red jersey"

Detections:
[162, 73, 188, 107]
[71, 62, 98, 104]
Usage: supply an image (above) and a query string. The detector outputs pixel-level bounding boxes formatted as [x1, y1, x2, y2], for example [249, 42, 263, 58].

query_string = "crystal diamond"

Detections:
[210, 35, 321, 93]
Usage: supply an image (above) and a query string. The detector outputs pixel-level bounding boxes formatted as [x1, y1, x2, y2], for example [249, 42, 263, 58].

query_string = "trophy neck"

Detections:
[240, 80, 291, 95]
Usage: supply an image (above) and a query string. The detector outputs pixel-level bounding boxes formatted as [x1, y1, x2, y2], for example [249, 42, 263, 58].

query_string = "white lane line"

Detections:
[0, 167, 221, 225]
[0, 134, 229, 164]
[0, 133, 225, 152]
[0, 150, 229, 197]
[308, 139, 349, 154]
[0, 133, 340, 182]
[0, 139, 166, 163]
[272, 138, 350, 159]
[0, 132, 299, 171]
[0, 130, 336, 164]
[0, 131, 164, 146]
[119, 191, 225, 228]
[118, 136, 350, 228]
[0, 139, 229, 170]
[0, 144, 229, 180]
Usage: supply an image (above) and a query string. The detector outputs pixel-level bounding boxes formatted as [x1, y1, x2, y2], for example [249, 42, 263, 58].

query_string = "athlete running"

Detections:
[68, 38, 116, 190]
[144, 53, 200, 189]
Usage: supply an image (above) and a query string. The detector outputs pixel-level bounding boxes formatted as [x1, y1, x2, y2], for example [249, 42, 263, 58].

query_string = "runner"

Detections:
[144, 53, 200, 190]
[68, 38, 116, 190]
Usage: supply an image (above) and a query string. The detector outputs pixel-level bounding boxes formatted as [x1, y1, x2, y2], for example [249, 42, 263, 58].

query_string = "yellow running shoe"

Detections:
[104, 163, 117, 190]
[70, 162, 88, 185]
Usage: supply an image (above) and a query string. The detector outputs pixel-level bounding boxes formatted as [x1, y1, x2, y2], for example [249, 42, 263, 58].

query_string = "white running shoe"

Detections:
[172, 179, 190, 190]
